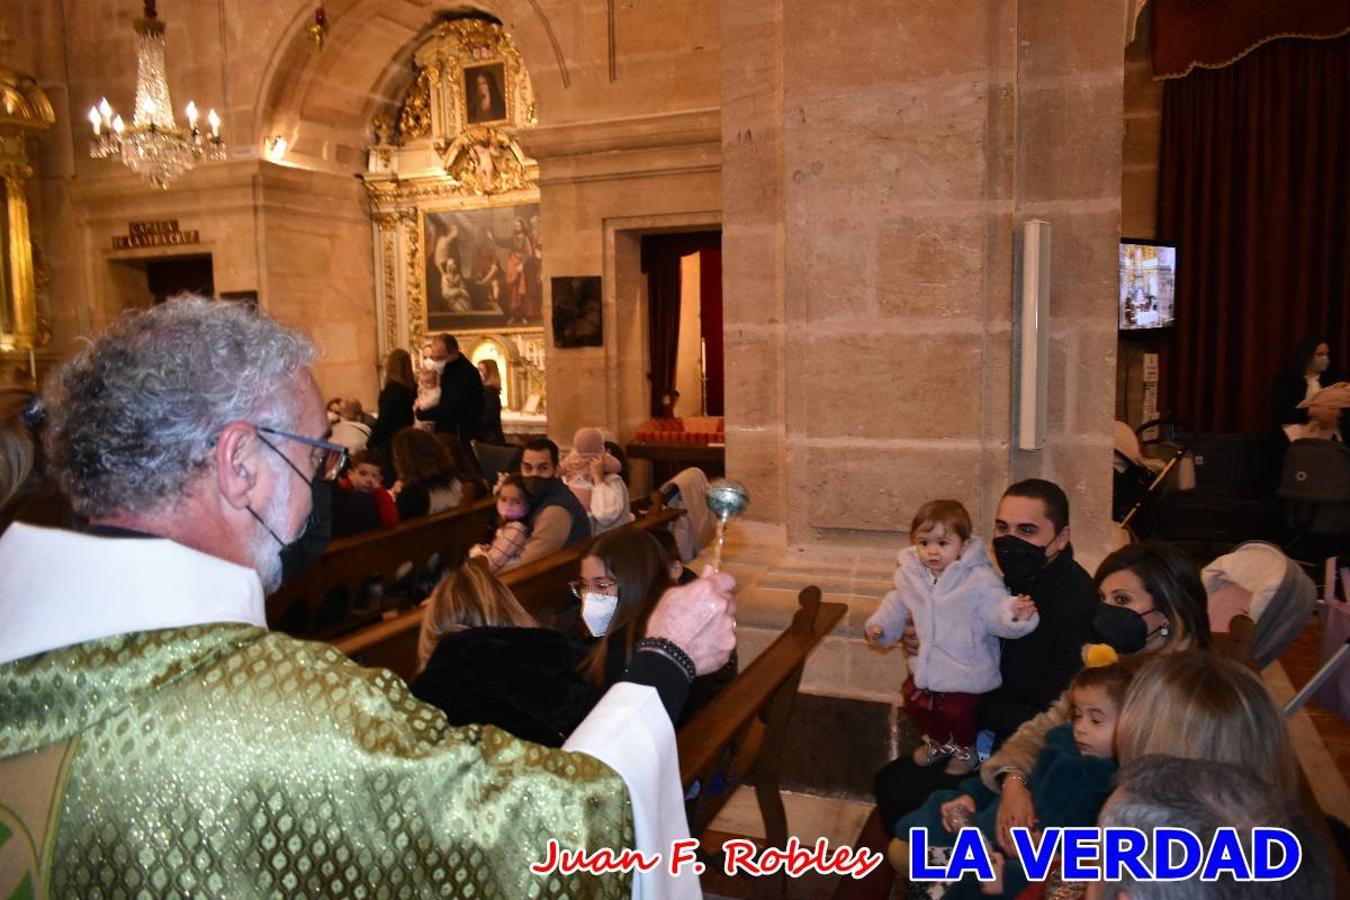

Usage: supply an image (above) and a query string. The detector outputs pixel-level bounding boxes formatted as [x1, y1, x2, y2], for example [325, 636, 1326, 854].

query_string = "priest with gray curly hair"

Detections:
[0, 296, 735, 899]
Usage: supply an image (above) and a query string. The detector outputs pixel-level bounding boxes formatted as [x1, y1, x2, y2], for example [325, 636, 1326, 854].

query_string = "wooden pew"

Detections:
[680, 586, 846, 899]
[268, 497, 495, 639]
[334, 504, 685, 680]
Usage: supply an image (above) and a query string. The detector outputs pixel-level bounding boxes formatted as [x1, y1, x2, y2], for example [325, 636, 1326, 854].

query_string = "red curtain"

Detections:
[699, 248, 724, 416]
[640, 232, 721, 418]
[1152, 0, 1349, 80]
[1157, 35, 1350, 433]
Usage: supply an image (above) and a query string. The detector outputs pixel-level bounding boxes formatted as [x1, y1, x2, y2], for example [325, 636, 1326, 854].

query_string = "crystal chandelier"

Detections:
[87, 1, 224, 189]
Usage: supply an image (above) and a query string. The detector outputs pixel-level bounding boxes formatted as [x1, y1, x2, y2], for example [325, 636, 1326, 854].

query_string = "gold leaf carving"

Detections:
[436, 125, 529, 196]
[396, 68, 433, 142]
[404, 216, 425, 350]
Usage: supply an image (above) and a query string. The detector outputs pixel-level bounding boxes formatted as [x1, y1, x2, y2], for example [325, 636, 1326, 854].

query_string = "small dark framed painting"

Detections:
[551, 276, 603, 348]
[463, 63, 509, 125]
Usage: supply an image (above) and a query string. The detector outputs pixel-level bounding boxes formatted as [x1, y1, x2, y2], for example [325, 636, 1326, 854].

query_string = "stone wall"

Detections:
[17, 0, 723, 414]
[1117, 10, 1165, 423]
[17, 0, 1130, 700]
[723, 0, 1126, 562]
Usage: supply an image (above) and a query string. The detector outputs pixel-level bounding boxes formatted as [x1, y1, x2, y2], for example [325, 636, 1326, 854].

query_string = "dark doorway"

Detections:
[640, 231, 722, 418]
[146, 255, 214, 304]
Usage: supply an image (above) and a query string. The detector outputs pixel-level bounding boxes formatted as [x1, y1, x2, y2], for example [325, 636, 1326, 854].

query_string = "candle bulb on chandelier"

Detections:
[88, 106, 102, 135]
[207, 108, 220, 138]
[112, 115, 125, 135]
[98, 97, 112, 122]
[185, 101, 198, 130]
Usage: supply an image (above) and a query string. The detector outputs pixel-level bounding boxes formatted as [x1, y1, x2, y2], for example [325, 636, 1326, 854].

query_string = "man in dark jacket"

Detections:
[979, 478, 1098, 745]
[871, 478, 1096, 833]
[415, 333, 483, 456]
[510, 437, 591, 568]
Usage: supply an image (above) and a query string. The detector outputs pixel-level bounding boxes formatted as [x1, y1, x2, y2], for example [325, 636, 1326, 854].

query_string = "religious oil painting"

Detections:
[464, 62, 509, 125]
[423, 204, 542, 332]
[551, 276, 603, 348]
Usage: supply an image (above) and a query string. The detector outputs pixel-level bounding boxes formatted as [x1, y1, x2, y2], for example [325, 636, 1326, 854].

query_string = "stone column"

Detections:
[723, 0, 1126, 566]
[1006, 0, 1128, 558]
[720, 0, 789, 547]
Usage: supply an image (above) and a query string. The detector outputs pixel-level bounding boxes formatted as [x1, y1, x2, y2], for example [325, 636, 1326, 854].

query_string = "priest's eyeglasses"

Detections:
[254, 425, 347, 483]
[568, 577, 618, 598]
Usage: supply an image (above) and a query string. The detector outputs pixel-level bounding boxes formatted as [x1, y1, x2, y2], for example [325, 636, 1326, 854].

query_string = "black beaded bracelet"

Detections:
[636, 637, 696, 682]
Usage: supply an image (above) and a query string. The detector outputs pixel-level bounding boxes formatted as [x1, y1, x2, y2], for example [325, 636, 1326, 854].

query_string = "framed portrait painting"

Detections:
[463, 62, 509, 126]
[423, 203, 542, 332]
[551, 276, 603, 348]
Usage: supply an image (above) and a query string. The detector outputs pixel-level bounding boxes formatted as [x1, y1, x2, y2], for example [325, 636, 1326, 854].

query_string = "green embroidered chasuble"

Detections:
[0, 624, 633, 898]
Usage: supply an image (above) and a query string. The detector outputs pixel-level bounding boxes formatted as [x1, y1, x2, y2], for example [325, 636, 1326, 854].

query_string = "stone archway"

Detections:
[251, 0, 567, 173]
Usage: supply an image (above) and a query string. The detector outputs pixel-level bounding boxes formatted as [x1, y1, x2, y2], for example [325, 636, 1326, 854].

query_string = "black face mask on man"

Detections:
[1091, 602, 1169, 655]
[992, 535, 1050, 586]
[521, 475, 553, 499]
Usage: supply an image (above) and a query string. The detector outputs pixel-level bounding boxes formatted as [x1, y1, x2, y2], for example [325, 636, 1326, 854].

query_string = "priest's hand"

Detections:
[644, 568, 737, 675]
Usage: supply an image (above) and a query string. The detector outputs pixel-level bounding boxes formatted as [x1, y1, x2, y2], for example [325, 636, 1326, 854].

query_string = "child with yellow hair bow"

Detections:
[892, 645, 1143, 898]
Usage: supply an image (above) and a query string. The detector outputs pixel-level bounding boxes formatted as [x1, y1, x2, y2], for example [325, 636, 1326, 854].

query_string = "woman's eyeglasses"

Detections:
[568, 577, 617, 598]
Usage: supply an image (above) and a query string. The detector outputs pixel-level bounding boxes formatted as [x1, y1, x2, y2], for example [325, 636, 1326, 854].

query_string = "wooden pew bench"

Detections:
[333, 504, 685, 680]
[268, 497, 495, 639]
[679, 586, 846, 899]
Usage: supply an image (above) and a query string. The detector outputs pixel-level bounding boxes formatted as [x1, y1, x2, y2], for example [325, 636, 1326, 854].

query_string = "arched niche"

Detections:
[252, 1, 564, 174]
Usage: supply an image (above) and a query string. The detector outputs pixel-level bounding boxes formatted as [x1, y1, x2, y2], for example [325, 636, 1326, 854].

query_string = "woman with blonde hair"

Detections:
[416, 561, 536, 668]
[411, 562, 601, 747]
[368, 348, 417, 454]
[1116, 652, 1298, 795]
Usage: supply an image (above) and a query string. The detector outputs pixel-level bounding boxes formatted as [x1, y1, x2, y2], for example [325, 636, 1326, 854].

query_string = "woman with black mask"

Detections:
[976, 539, 1210, 864]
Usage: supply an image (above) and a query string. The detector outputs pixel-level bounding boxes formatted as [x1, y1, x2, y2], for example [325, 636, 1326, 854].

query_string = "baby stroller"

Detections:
[1203, 541, 1350, 725]
[1112, 420, 1196, 539]
[1278, 438, 1350, 558]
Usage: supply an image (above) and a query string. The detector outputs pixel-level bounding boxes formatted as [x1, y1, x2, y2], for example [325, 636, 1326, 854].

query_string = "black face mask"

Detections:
[1091, 603, 1165, 655]
[993, 535, 1049, 586]
[521, 475, 553, 500]
[279, 481, 332, 584]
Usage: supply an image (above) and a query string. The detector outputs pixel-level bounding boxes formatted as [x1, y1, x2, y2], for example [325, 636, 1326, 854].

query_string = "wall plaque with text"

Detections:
[112, 220, 201, 250]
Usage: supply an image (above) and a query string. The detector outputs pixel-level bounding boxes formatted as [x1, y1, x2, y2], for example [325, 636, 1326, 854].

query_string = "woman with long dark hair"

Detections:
[576, 528, 735, 724]
[390, 427, 467, 519]
[478, 358, 506, 445]
[1271, 333, 1341, 437]
[368, 348, 417, 454]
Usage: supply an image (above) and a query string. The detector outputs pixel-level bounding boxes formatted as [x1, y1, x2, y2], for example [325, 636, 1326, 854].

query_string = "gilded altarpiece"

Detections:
[362, 18, 546, 419]
[0, 64, 54, 373]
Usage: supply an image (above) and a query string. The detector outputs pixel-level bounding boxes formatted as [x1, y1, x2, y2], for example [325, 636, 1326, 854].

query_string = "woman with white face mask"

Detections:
[1272, 333, 1343, 441]
[574, 528, 738, 725]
